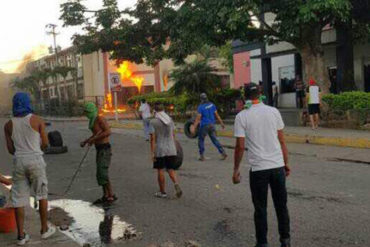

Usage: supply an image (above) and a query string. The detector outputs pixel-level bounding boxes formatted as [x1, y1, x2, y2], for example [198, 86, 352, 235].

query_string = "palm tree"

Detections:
[170, 60, 221, 97]
[49, 68, 61, 105]
[54, 66, 76, 101]
[11, 76, 40, 99]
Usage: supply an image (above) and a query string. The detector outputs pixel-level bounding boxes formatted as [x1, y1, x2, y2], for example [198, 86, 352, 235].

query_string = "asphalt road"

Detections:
[0, 119, 369, 247]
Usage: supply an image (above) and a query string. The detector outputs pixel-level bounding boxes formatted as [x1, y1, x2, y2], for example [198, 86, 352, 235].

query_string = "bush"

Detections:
[322, 91, 370, 125]
[128, 92, 190, 113]
[322, 92, 370, 112]
[210, 88, 241, 117]
[128, 88, 242, 118]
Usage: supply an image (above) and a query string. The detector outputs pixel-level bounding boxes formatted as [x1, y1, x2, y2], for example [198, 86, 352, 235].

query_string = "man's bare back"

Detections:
[81, 116, 111, 147]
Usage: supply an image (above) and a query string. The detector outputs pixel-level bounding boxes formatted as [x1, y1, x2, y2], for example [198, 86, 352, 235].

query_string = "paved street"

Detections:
[0, 119, 369, 247]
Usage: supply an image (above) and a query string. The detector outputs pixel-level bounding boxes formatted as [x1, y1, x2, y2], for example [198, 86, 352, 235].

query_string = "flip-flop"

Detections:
[105, 195, 118, 203]
[93, 197, 107, 205]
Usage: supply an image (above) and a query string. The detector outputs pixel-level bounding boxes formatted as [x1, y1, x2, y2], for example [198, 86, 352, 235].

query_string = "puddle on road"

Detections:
[48, 199, 139, 246]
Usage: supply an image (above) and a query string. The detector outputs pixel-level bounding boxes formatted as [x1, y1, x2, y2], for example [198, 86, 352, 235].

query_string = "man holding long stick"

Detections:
[81, 102, 117, 204]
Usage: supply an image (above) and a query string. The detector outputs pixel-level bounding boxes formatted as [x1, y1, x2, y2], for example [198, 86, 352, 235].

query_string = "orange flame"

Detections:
[102, 92, 126, 115]
[117, 61, 144, 92]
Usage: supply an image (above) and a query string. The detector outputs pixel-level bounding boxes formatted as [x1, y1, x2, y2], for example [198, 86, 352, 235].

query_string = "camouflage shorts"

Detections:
[96, 144, 112, 186]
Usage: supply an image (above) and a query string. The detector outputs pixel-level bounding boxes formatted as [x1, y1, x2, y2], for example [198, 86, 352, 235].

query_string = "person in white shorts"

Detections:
[4, 92, 56, 245]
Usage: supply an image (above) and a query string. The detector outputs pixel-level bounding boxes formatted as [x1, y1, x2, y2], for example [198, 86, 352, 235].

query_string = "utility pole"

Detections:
[46, 24, 59, 65]
[46, 23, 61, 104]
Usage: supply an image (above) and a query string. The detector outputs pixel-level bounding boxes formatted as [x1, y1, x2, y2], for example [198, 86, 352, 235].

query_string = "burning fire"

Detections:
[102, 92, 127, 114]
[117, 61, 144, 92]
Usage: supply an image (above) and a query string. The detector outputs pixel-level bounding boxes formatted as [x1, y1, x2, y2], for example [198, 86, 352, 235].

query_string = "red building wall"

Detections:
[233, 52, 251, 89]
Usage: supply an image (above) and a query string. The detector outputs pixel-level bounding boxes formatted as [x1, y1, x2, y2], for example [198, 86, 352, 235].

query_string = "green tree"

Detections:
[11, 76, 40, 100]
[53, 66, 76, 100]
[170, 60, 221, 97]
[61, 0, 369, 93]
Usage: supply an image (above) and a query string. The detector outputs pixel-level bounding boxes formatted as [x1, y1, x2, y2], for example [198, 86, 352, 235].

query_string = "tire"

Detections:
[44, 146, 68, 155]
[173, 140, 183, 170]
[184, 120, 199, 139]
[48, 131, 63, 147]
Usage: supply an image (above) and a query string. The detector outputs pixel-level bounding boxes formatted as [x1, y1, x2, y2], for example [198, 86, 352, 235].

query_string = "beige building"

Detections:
[24, 46, 232, 111]
[27, 47, 84, 103]
[0, 71, 17, 115]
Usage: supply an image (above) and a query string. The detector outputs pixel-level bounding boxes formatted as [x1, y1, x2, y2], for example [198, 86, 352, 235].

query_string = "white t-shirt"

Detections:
[308, 85, 320, 104]
[234, 103, 285, 172]
[139, 103, 151, 119]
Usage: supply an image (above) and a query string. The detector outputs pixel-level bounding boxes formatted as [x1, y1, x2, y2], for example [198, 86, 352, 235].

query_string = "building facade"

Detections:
[232, 17, 370, 108]
[27, 46, 84, 104]
[26, 46, 233, 112]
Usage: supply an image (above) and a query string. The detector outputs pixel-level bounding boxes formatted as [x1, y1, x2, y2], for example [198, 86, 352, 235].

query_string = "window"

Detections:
[279, 66, 295, 93]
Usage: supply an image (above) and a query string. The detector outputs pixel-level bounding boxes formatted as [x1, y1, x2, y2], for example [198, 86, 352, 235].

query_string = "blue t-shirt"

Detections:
[198, 102, 217, 126]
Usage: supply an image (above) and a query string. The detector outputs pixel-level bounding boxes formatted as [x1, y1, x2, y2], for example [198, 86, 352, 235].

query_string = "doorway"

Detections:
[328, 67, 338, 94]
[364, 64, 370, 92]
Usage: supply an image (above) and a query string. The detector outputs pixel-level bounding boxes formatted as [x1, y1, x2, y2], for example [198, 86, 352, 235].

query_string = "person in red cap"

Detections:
[306, 79, 321, 130]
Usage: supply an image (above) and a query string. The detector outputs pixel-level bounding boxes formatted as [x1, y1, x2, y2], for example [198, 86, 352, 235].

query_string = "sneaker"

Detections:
[220, 153, 228, 160]
[41, 225, 56, 240]
[199, 155, 205, 161]
[17, 233, 30, 246]
[281, 238, 291, 247]
[154, 192, 167, 198]
[174, 184, 183, 198]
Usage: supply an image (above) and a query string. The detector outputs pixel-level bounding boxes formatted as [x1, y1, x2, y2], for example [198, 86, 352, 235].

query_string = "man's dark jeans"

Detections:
[250, 167, 290, 246]
[198, 124, 225, 155]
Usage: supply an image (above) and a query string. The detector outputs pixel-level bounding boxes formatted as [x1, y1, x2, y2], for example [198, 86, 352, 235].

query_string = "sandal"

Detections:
[105, 195, 118, 203]
[93, 194, 118, 205]
[93, 197, 107, 205]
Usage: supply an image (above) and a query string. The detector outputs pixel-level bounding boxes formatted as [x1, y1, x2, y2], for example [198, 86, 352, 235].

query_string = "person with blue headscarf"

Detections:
[4, 92, 56, 245]
[12, 92, 33, 117]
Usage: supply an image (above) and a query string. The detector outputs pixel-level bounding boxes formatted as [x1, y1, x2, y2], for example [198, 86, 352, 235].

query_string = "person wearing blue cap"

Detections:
[191, 93, 227, 161]
[4, 92, 56, 245]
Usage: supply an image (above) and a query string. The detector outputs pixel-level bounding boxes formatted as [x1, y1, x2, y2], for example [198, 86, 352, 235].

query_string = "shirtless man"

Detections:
[0, 173, 12, 185]
[4, 92, 56, 245]
[80, 102, 116, 204]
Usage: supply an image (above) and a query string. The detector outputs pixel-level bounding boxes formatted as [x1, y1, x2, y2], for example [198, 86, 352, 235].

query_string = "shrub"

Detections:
[322, 91, 370, 124]
[322, 91, 370, 112]
[128, 88, 241, 118]
[128, 92, 190, 113]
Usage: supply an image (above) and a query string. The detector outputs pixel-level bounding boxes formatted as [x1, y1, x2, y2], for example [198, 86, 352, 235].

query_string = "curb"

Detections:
[109, 122, 370, 149]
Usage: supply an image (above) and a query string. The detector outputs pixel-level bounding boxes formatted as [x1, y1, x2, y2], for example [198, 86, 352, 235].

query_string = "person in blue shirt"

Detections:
[191, 93, 227, 161]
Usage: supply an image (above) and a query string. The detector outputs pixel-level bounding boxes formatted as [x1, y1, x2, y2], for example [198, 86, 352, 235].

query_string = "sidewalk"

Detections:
[0, 186, 79, 247]
[109, 120, 370, 149]
[43, 116, 370, 149]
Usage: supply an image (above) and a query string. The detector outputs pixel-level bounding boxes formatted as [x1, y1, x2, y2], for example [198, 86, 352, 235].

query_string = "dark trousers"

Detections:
[250, 167, 290, 246]
[296, 91, 304, 108]
[198, 124, 224, 155]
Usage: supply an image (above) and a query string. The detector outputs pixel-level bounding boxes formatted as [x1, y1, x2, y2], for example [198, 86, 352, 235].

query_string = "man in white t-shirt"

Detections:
[233, 83, 291, 247]
[138, 99, 152, 141]
[306, 78, 321, 130]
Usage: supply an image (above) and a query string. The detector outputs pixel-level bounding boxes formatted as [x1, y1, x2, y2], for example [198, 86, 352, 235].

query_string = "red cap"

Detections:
[309, 78, 316, 86]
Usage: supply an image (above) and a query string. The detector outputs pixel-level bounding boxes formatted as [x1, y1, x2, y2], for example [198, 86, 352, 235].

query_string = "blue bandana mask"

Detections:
[12, 92, 33, 117]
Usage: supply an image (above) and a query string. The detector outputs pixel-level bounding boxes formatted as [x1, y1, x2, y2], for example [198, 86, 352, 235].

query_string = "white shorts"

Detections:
[10, 155, 48, 208]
